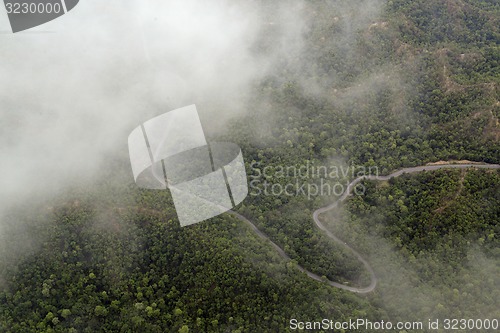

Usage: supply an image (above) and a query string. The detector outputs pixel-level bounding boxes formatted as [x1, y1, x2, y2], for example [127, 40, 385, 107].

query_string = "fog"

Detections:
[0, 0, 277, 214]
[0, 0, 395, 215]
[0, 0, 388, 278]
[2, 0, 495, 325]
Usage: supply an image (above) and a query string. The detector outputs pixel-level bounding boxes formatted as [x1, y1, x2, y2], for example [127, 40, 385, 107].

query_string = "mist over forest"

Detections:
[0, 0, 499, 332]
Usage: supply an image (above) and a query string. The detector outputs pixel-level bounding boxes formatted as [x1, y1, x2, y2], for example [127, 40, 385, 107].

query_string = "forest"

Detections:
[0, 0, 499, 332]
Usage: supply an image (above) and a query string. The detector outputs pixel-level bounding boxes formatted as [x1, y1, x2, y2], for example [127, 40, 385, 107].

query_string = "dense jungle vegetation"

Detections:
[0, 0, 498, 331]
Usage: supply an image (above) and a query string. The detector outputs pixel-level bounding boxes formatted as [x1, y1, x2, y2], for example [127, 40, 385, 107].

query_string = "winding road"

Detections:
[230, 163, 500, 294]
